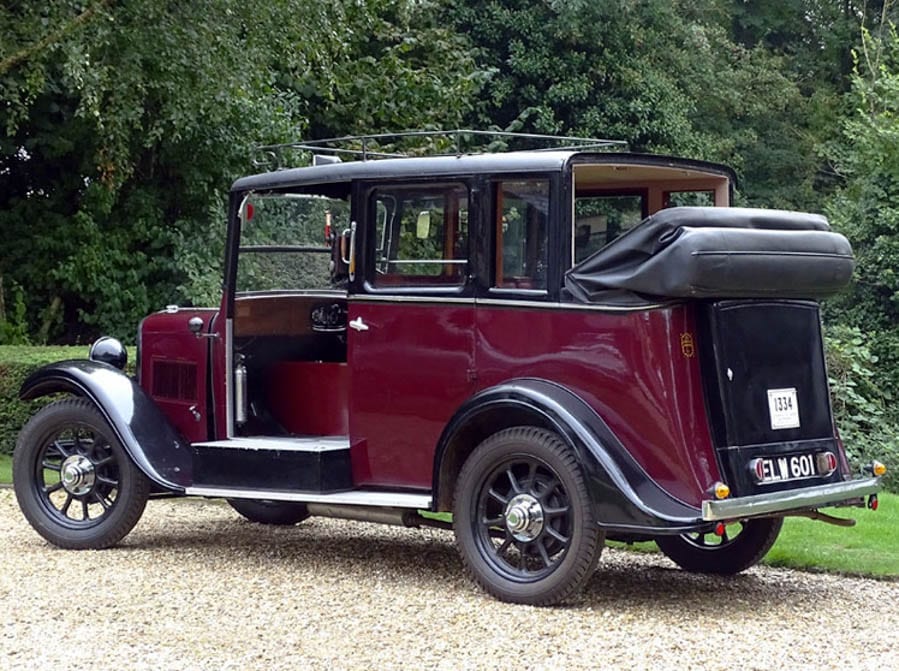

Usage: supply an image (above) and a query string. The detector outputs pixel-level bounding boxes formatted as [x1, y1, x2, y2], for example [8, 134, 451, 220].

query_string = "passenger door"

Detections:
[347, 181, 477, 489]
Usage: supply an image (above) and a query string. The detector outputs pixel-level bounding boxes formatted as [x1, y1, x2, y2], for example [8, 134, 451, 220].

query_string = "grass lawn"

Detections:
[1, 453, 893, 578]
[765, 494, 898, 578]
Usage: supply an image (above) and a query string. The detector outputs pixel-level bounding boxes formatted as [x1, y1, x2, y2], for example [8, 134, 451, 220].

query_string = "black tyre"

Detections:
[227, 499, 310, 525]
[453, 426, 603, 606]
[655, 517, 783, 574]
[13, 398, 151, 549]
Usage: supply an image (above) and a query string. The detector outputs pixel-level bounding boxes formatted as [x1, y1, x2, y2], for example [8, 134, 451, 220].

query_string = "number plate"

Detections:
[752, 453, 820, 484]
[767, 387, 799, 430]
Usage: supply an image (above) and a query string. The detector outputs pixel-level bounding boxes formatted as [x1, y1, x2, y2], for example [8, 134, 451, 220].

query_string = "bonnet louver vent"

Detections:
[152, 361, 198, 401]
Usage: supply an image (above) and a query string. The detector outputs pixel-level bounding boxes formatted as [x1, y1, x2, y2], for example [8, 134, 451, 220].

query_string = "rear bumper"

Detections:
[702, 477, 882, 521]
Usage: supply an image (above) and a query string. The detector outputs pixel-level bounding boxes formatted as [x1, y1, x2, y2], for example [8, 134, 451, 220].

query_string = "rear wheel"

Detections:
[655, 517, 783, 574]
[13, 398, 151, 549]
[454, 426, 603, 606]
[227, 499, 310, 525]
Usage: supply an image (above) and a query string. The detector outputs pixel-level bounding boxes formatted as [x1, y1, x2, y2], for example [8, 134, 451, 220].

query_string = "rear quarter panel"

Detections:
[475, 302, 718, 507]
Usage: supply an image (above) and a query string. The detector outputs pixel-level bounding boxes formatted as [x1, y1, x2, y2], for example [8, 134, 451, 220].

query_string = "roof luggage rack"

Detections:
[252, 129, 626, 171]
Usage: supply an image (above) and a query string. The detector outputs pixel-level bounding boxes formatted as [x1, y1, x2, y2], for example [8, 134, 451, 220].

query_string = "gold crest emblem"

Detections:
[680, 332, 695, 358]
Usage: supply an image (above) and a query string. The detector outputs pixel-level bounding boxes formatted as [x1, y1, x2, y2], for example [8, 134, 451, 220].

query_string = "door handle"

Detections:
[349, 317, 369, 332]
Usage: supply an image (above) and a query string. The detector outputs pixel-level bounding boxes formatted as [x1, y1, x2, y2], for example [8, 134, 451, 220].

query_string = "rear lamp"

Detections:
[815, 451, 838, 477]
[713, 482, 730, 500]
[871, 461, 887, 477]
[749, 458, 765, 483]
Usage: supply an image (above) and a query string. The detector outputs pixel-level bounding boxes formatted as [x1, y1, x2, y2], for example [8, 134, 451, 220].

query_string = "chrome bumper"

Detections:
[702, 477, 882, 521]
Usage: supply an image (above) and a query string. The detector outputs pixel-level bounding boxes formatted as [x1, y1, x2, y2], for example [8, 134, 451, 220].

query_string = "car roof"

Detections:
[230, 151, 736, 193]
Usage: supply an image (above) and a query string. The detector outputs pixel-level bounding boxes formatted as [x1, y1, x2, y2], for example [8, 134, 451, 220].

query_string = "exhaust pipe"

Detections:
[305, 504, 453, 530]
[306, 504, 420, 527]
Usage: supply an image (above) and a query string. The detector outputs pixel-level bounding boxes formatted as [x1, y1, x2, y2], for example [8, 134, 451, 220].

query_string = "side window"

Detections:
[370, 183, 469, 287]
[573, 192, 645, 264]
[494, 180, 550, 290]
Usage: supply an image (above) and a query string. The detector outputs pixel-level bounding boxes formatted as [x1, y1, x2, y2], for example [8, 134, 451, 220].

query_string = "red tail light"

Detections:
[749, 458, 765, 482]
[815, 451, 837, 477]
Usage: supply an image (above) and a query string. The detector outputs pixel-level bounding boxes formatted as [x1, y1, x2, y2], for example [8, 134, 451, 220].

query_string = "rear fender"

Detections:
[20, 360, 191, 491]
[434, 378, 703, 533]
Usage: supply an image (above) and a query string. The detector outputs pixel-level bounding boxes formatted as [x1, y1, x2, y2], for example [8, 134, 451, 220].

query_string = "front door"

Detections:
[348, 181, 476, 489]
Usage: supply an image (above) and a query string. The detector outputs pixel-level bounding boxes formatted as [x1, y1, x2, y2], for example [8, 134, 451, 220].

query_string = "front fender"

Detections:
[20, 360, 191, 491]
[436, 378, 703, 533]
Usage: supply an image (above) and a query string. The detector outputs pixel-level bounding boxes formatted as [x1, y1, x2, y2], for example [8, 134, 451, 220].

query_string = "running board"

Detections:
[185, 486, 432, 510]
[190, 436, 352, 491]
[192, 436, 349, 452]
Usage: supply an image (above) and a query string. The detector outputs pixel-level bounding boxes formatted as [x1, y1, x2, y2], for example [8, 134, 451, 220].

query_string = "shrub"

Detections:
[825, 326, 899, 492]
[0, 346, 88, 454]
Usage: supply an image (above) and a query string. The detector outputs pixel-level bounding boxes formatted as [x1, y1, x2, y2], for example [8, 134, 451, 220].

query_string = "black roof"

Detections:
[230, 151, 736, 193]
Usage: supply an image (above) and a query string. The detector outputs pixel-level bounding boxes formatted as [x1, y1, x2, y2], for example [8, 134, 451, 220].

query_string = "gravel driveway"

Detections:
[1, 489, 895, 670]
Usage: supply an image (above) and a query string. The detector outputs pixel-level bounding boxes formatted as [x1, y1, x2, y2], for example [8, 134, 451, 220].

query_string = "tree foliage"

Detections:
[0, 0, 477, 343]
[439, 0, 822, 208]
[823, 24, 899, 400]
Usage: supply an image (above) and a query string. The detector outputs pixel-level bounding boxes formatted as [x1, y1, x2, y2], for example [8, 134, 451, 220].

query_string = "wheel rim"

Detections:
[680, 522, 746, 550]
[31, 423, 122, 529]
[473, 455, 573, 582]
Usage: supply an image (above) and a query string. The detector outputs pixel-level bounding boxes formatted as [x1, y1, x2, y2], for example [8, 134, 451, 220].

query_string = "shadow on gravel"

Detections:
[126, 517, 465, 582]
[578, 560, 808, 614]
[121, 513, 823, 613]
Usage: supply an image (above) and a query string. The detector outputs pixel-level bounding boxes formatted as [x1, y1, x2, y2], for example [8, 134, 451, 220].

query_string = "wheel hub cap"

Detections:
[60, 455, 95, 496]
[504, 493, 545, 542]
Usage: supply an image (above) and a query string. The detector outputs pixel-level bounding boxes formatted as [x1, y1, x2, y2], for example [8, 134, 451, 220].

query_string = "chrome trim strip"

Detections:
[385, 259, 469, 266]
[225, 318, 234, 438]
[352, 295, 475, 305]
[477, 298, 671, 312]
[235, 290, 347, 301]
[193, 436, 350, 452]
[350, 294, 670, 312]
[487, 288, 549, 297]
[185, 486, 432, 509]
[702, 478, 881, 521]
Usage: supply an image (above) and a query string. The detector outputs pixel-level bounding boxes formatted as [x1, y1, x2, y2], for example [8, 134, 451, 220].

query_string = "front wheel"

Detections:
[454, 426, 603, 606]
[655, 517, 783, 575]
[13, 398, 151, 549]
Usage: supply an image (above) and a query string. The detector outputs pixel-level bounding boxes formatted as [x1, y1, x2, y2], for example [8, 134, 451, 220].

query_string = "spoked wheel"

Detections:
[227, 499, 310, 525]
[454, 426, 603, 606]
[655, 517, 783, 575]
[13, 398, 150, 549]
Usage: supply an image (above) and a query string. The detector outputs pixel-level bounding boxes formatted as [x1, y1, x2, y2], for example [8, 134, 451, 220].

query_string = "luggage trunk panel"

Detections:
[699, 300, 844, 497]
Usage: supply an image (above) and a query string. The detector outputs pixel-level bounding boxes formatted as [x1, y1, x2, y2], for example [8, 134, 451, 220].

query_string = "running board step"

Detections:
[184, 486, 431, 510]
[190, 436, 352, 492]
[192, 436, 349, 451]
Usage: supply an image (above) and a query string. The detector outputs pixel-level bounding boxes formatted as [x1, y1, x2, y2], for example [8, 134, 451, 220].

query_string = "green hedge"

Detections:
[0, 346, 89, 454]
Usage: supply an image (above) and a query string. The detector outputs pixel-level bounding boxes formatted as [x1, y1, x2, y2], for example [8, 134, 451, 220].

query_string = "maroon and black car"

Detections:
[13, 132, 885, 605]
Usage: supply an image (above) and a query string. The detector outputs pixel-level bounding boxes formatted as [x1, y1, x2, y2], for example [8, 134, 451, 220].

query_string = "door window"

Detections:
[370, 183, 469, 287]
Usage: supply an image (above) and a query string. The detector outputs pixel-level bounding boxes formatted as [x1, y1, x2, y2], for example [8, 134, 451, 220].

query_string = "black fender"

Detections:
[19, 360, 191, 491]
[433, 378, 704, 533]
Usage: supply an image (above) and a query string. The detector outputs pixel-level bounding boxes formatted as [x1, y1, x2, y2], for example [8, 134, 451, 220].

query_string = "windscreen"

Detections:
[236, 194, 350, 292]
